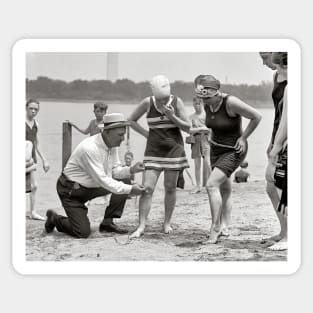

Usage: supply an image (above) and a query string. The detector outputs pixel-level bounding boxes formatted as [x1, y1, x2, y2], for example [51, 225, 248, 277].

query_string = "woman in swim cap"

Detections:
[195, 74, 262, 243]
[128, 75, 191, 238]
[265, 52, 288, 251]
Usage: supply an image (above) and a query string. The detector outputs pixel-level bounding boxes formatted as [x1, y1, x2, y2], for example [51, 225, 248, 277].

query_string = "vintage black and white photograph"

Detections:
[12, 39, 301, 274]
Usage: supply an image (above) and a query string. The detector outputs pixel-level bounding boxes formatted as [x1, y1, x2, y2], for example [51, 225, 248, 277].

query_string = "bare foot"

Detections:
[163, 224, 173, 234]
[268, 238, 287, 251]
[30, 212, 46, 221]
[220, 228, 230, 237]
[261, 233, 283, 243]
[129, 228, 144, 239]
[205, 229, 221, 244]
[190, 187, 201, 194]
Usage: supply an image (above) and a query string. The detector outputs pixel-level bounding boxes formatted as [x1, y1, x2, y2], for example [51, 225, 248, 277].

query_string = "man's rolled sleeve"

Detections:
[81, 151, 132, 194]
[111, 148, 131, 179]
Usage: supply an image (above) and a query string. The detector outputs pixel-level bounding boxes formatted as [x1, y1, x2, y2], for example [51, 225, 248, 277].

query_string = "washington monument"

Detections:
[107, 52, 118, 81]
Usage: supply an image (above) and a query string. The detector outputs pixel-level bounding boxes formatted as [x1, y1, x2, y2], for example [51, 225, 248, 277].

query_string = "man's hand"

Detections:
[130, 162, 145, 174]
[43, 159, 50, 173]
[130, 183, 145, 195]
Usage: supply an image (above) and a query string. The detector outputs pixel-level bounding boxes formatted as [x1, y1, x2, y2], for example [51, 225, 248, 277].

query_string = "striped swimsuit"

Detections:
[143, 96, 189, 171]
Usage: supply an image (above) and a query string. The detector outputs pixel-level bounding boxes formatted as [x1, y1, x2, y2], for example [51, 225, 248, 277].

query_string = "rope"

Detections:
[208, 138, 236, 150]
[126, 125, 130, 151]
[114, 236, 133, 245]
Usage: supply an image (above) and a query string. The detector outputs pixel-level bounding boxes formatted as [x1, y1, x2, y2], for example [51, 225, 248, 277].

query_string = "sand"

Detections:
[26, 180, 287, 262]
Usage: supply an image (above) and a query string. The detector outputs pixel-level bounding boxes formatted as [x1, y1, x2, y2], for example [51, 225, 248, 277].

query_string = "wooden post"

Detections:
[62, 121, 72, 170]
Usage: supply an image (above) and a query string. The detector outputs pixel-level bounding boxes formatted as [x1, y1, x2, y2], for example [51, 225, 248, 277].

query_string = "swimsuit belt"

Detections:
[209, 139, 236, 150]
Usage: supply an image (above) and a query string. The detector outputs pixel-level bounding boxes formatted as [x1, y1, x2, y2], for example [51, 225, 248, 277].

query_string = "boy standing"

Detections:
[25, 99, 50, 220]
[69, 101, 108, 136]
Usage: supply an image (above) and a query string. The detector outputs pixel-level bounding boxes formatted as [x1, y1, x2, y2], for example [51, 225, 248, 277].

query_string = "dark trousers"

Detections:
[55, 174, 130, 238]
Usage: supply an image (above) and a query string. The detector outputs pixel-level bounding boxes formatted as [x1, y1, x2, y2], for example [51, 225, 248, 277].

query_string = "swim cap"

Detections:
[150, 75, 171, 98]
[194, 74, 220, 98]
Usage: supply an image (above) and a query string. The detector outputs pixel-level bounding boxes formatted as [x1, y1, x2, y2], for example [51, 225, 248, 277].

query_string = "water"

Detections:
[34, 101, 274, 209]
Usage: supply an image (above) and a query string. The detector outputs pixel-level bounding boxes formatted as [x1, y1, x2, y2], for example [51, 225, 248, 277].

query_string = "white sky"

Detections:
[26, 52, 273, 85]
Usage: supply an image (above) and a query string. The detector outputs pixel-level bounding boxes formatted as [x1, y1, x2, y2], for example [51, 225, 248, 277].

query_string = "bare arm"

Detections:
[228, 96, 262, 140]
[26, 163, 37, 173]
[35, 133, 50, 172]
[163, 97, 191, 133]
[69, 121, 91, 135]
[269, 86, 288, 163]
[25, 141, 33, 162]
[189, 115, 210, 134]
[127, 98, 149, 138]
[190, 125, 210, 134]
[227, 95, 262, 153]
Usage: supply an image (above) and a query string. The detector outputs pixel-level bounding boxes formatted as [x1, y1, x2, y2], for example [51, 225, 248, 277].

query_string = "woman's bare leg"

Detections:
[163, 170, 180, 233]
[129, 169, 161, 238]
[26, 193, 31, 218]
[205, 168, 228, 243]
[219, 178, 232, 236]
[265, 181, 286, 241]
[269, 187, 287, 250]
[202, 153, 212, 187]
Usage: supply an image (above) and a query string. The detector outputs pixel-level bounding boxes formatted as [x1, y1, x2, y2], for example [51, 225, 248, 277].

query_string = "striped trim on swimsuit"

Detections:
[143, 156, 189, 170]
[147, 116, 177, 129]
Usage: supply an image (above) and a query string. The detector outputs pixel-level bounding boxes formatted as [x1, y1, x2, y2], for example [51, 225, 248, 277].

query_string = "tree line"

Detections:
[26, 76, 273, 105]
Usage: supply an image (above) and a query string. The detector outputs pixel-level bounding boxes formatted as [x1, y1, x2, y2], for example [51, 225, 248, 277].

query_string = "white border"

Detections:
[12, 39, 301, 275]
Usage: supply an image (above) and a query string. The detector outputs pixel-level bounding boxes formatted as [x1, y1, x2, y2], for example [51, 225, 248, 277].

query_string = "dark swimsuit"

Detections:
[271, 73, 287, 144]
[204, 94, 247, 177]
[26, 121, 38, 163]
[26, 121, 38, 193]
[271, 73, 288, 214]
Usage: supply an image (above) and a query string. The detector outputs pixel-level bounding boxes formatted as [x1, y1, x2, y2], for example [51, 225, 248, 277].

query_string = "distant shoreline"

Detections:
[37, 98, 273, 108]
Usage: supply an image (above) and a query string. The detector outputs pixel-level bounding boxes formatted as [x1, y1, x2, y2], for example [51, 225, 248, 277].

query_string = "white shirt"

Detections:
[63, 134, 132, 194]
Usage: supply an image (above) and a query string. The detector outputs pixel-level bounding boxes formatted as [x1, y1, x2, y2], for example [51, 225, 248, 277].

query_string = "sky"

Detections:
[26, 52, 273, 85]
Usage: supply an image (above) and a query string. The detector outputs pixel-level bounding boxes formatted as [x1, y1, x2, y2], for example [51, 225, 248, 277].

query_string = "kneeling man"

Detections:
[45, 113, 145, 238]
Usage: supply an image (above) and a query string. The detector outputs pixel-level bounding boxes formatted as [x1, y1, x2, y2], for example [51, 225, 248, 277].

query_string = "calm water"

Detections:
[34, 101, 274, 209]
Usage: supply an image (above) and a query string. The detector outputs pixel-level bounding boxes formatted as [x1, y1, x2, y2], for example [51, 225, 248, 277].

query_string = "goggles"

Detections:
[195, 86, 219, 98]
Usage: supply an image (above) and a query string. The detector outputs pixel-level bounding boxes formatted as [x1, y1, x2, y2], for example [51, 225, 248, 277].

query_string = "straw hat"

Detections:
[102, 113, 130, 130]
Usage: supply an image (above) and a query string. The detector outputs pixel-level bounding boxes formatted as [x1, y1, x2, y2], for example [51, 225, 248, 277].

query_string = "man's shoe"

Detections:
[99, 223, 128, 234]
[45, 210, 57, 233]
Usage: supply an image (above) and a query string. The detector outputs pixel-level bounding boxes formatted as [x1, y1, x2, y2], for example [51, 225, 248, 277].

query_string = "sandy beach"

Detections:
[26, 180, 287, 262]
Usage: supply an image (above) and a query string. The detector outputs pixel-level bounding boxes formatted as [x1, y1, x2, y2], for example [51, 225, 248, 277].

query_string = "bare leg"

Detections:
[184, 168, 195, 186]
[202, 153, 212, 187]
[129, 170, 160, 238]
[205, 168, 228, 243]
[30, 172, 45, 220]
[269, 187, 287, 250]
[191, 157, 201, 193]
[26, 193, 31, 218]
[265, 181, 286, 241]
[219, 178, 232, 236]
[163, 170, 180, 233]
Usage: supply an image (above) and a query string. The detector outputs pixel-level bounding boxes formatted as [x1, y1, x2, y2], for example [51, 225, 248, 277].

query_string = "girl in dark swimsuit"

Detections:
[265, 52, 288, 251]
[194, 75, 262, 243]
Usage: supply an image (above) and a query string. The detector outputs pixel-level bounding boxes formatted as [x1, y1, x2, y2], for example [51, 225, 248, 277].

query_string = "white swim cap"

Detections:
[150, 74, 171, 98]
